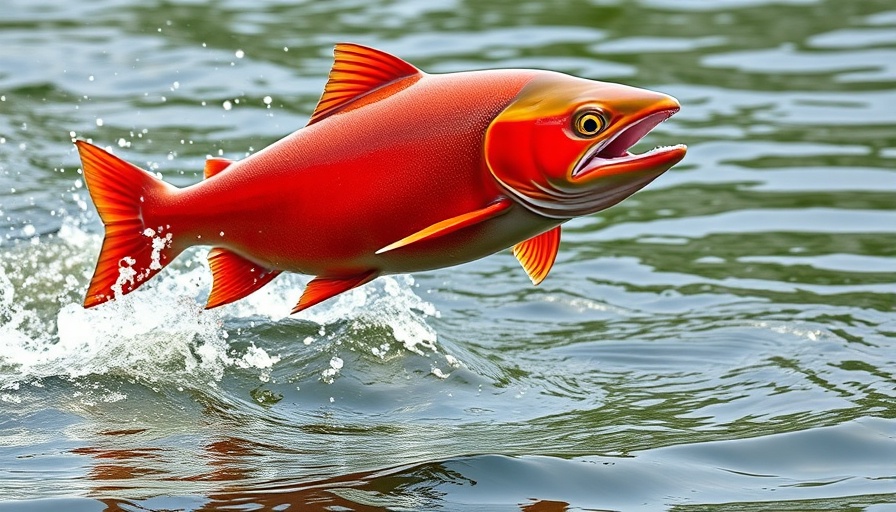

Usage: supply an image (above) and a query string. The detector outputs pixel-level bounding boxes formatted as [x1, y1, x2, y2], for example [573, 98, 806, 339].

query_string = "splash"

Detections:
[222, 271, 441, 353]
[0, 218, 457, 392]
[0, 221, 278, 392]
[143, 227, 173, 271]
[215, 271, 459, 381]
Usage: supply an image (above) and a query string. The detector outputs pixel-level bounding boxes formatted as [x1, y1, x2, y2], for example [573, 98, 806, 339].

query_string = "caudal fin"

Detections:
[76, 140, 180, 308]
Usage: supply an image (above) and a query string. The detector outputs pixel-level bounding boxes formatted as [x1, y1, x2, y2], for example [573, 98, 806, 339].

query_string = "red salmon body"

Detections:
[76, 44, 686, 313]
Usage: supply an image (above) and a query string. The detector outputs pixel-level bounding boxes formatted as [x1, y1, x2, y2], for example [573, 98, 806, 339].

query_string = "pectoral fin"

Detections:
[293, 270, 379, 313]
[206, 248, 281, 309]
[513, 226, 561, 285]
[375, 198, 511, 255]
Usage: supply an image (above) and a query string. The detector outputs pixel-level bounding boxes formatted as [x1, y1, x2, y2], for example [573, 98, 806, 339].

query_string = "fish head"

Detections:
[484, 72, 687, 218]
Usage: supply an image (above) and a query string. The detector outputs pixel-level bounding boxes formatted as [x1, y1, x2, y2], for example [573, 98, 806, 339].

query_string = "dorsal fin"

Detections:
[307, 43, 422, 126]
[204, 157, 233, 179]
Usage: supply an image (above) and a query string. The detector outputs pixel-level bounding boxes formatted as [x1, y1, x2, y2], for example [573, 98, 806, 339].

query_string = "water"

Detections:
[1, 0, 895, 510]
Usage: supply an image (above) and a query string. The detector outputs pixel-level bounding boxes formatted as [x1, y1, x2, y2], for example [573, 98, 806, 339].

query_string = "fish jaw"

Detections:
[559, 108, 687, 216]
[485, 72, 687, 219]
[572, 110, 686, 181]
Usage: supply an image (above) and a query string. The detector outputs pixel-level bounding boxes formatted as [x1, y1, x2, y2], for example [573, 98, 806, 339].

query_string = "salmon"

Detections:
[75, 43, 686, 313]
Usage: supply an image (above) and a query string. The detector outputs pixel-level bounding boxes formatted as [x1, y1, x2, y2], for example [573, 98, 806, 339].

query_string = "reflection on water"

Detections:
[57, 418, 896, 511]
[1, 0, 895, 510]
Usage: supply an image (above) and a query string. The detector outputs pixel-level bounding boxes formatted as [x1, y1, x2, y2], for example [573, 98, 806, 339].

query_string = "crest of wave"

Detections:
[225, 271, 442, 356]
[222, 271, 457, 380]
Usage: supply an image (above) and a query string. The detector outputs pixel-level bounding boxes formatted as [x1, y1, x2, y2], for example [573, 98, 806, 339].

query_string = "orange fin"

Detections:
[292, 271, 378, 313]
[513, 226, 561, 285]
[206, 248, 281, 309]
[307, 43, 422, 125]
[204, 157, 233, 179]
[75, 141, 182, 308]
[375, 199, 512, 255]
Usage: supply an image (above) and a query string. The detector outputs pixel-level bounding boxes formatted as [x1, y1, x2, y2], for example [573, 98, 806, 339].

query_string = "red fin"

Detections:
[206, 248, 281, 309]
[307, 43, 422, 125]
[75, 140, 181, 308]
[204, 157, 233, 179]
[513, 226, 561, 285]
[376, 199, 512, 255]
[292, 271, 378, 313]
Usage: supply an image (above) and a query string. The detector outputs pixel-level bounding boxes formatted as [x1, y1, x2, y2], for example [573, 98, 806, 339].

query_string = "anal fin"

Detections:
[293, 271, 378, 313]
[206, 248, 281, 309]
[513, 226, 561, 285]
[375, 198, 511, 255]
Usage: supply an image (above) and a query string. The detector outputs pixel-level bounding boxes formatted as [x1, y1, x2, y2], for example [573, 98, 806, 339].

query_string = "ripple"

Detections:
[809, 28, 896, 49]
[2, 0, 896, 509]
[738, 253, 896, 273]
[703, 47, 896, 82]
[579, 208, 896, 241]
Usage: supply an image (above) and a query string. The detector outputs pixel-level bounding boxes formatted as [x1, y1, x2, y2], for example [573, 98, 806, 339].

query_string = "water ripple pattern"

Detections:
[1, 0, 894, 510]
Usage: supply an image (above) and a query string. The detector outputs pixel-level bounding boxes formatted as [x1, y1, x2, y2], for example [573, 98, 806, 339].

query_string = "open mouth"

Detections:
[572, 108, 686, 180]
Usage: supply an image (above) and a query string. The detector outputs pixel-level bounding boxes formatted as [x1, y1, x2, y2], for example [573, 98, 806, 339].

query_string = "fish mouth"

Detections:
[520, 105, 686, 219]
[572, 108, 687, 182]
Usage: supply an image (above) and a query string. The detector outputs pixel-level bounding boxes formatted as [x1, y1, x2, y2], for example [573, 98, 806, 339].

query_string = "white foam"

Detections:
[219, 267, 446, 360]
[0, 221, 279, 391]
[220, 271, 461, 378]
[321, 355, 344, 383]
[147, 229, 173, 271]
[1, 219, 459, 391]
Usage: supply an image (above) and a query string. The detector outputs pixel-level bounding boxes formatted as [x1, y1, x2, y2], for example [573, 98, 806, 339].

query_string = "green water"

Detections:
[1, 0, 895, 510]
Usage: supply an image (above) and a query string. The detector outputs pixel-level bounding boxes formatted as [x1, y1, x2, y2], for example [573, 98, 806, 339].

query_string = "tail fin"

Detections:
[75, 141, 180, 308]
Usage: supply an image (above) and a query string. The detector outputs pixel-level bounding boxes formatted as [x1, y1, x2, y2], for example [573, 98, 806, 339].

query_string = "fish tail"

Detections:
[75, 140, 181, 308]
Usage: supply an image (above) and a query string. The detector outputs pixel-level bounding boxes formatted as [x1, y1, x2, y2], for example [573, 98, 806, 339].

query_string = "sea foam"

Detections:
[0, 218, 453, 393]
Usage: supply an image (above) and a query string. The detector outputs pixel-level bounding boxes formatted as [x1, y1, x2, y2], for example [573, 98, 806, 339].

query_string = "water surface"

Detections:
[1, 0, 895, 510]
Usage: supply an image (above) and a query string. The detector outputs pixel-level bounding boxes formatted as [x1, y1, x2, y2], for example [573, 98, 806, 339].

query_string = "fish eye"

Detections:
[573, 111, 606, 137]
